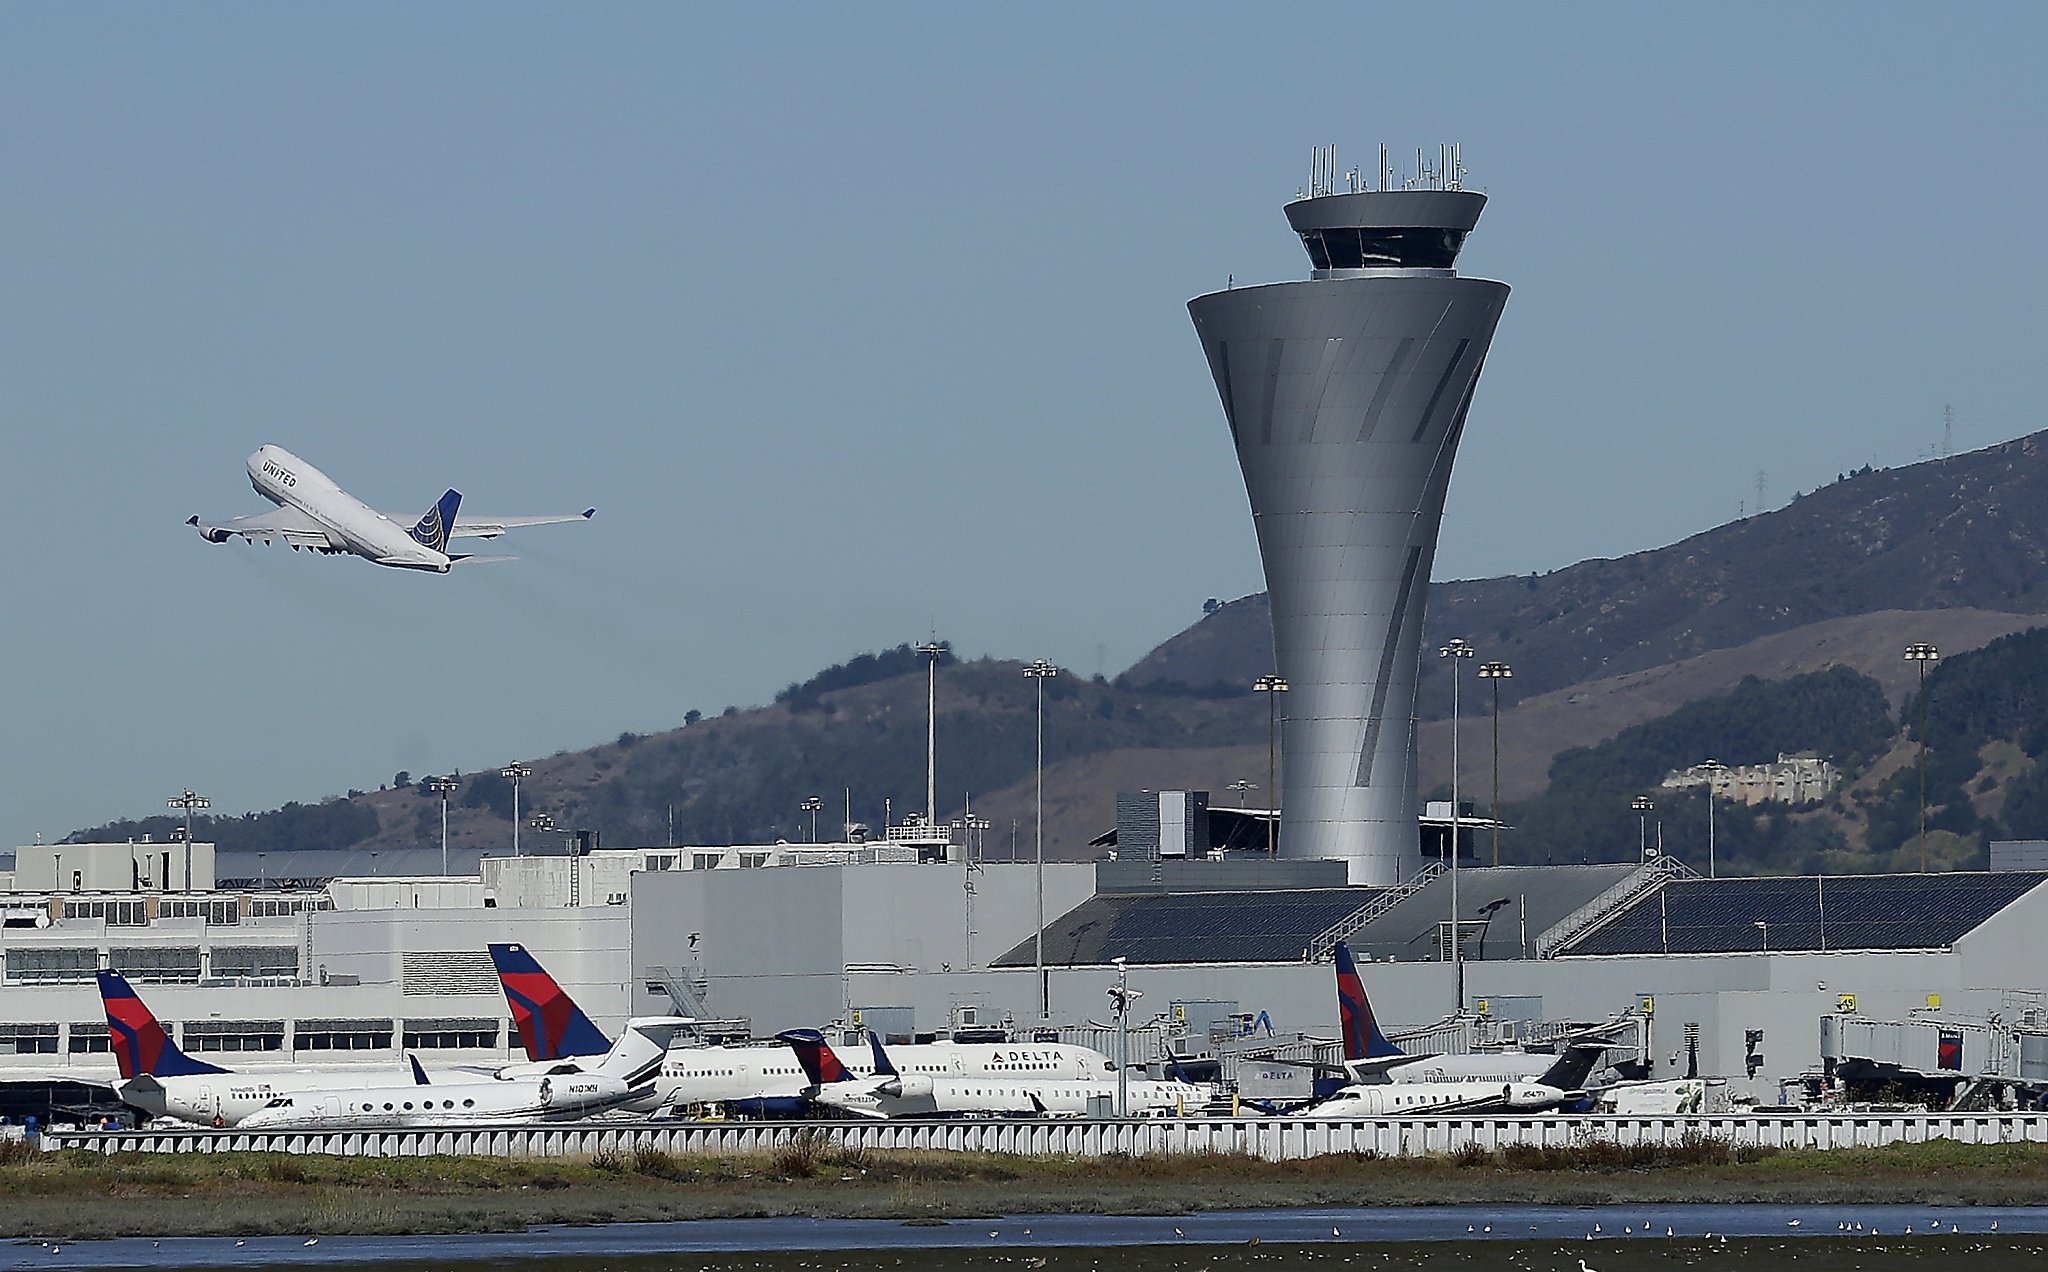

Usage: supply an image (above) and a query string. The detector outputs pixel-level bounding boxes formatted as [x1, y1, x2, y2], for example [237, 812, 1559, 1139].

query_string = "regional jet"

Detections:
[486, 942, 1117, 1117]
[778, 1029, 1209, 1120]
[1326, 941, 1616, 1088]
[188, 445, 593, 573]
[98, 970, 432, 1126]
[236, 1018, 686, 1130]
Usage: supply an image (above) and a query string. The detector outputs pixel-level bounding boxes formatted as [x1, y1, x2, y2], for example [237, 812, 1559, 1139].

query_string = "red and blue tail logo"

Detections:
[489, 943, 613, 1061]
[1334, 942, 1403, 1061]
[97, 970, 226, 1079]
[776, 1029, 854, 1086]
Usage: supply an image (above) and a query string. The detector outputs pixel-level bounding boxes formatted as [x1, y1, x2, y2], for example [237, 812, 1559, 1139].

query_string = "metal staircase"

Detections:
[1535, 855, 1698, 958]
[1304, 861, 1446, 963]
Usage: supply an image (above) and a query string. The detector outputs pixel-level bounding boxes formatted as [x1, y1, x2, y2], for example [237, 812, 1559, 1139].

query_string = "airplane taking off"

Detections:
[98, 970, 425, 1126]
[188, 445, 593, 573]
[237, 1018, 686, 1130]
[778, 1029, 1209, 1120]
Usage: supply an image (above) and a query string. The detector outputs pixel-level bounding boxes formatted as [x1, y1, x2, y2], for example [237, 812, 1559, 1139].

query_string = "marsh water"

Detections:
[8, 1205, 2045, 1270]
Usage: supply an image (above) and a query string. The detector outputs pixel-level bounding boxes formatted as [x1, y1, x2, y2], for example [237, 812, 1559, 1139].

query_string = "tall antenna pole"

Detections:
[1942, 404, 1955, 458]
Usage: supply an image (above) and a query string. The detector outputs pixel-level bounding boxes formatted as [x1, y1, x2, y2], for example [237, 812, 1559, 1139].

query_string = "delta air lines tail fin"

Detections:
[1334, 941, 1403, 1062]
[489, 942, 613, 1061]
[408, 489, 461, 553]
[97, 970, 228, 1080]
[777, 1028, 858, 1088]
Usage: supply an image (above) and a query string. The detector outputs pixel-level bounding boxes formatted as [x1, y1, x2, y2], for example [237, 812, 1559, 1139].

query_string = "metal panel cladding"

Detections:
[1188, 190, 1508, 885]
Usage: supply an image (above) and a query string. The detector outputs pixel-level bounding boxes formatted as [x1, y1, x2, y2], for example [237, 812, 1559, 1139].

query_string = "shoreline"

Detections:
[5, 1139, 2048, 1240]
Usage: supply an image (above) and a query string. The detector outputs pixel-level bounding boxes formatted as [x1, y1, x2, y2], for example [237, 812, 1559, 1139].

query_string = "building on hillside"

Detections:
[1662, 753, 1840, 806]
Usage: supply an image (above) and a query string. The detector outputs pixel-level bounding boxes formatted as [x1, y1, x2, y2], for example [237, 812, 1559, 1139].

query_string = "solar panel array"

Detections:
[1563, 872, 2048, 956]
[990, 888, 1377, 966]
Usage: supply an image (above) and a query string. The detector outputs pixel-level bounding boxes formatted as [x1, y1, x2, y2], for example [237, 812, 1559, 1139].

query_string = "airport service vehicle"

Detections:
[779, 1029, 1210, 1119]
[236, 1018, 685, 1130]
[487, 943, 1120, 1116]
[188, 444, 593, 572]
[99, 970, 425, 1127]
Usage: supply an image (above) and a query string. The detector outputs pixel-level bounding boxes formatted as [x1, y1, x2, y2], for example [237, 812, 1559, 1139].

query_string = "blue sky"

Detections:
[3, 4, 2044, 848]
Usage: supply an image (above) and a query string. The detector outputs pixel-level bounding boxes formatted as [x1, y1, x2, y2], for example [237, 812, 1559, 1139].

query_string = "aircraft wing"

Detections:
[188, 507, 333, 548]
[383, 510, 595, 540]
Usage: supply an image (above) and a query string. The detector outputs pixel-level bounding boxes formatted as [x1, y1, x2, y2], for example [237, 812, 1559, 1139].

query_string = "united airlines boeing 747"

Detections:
[188, 445, 593, 572]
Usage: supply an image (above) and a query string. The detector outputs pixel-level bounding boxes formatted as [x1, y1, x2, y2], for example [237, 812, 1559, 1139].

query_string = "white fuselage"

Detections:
[119, 1064, 435, 1127]
[1369, 1053, 1565, 1085]
[815, 1075, 1209, 1120]
[647, 1040, 1116, 1113]
[1306, 1080, 1567, 1118]
[246, 445, 450, 571]
[237, 1071, 633, 1130]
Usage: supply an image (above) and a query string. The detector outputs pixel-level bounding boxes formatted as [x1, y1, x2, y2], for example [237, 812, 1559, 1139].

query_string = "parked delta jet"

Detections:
[486, 942, 1116, 1117]
[1328, 941, 1615, 1088]
[779, 1029, 1208, 1120]
[488, 943, 615, 1068]
[237, 1018, 686, 1130]
[99, 970, 425, 1126]
[188, 445, 593, 573]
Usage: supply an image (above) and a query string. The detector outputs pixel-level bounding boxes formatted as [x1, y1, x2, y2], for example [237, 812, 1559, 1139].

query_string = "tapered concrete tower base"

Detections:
[1189, 186, 1508, 886]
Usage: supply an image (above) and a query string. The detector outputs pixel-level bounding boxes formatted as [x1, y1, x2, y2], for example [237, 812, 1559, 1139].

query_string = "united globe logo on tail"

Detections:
[1333, 941, 1403, 1061]
[488, 943, 612, 1062]
[408, 489, 462, 554]
[97, 970, 226, 1079]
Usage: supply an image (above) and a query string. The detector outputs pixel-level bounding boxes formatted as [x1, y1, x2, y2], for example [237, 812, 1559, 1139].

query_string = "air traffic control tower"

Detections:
[1188, 149, 1509, 886]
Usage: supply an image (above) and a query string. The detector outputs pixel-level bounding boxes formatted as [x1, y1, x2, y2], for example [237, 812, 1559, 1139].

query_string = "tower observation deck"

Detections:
[1188, 149, 1509, 886]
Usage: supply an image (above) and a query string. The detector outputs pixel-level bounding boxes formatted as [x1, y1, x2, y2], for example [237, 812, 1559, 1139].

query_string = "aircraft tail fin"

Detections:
[590, 1017, 685, 1086]
[1335, 941, 1403, 1061]
[489, 942, 613, 1061]
[97, 970, 228, 1079]
[865, 1029, 900, 1079]
[409, 1054, 431, 1085]
[1537, 1038, 1612, 1092]
[409, 489, 461, 552]
[777, 1028, 857, 1087]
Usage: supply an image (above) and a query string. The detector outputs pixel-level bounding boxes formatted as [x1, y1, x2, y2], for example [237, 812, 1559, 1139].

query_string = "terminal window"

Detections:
[65, 899, 148, 926]
[0, 1023, 58, 1055]
[108, 946, 204, 984]
[159, 899, 241, 925]
[296, 1019, 395, 1051]
[403, 1018, 499, 1049]
[185, 1019, 286, 1053]
[210, 946, 301, 980]
[3, 947, 98, 985]
[67, 1023, 110, 1054]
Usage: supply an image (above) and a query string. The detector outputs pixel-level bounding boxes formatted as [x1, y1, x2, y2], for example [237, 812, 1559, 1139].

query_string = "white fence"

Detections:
[42, 1113, 2048, 1161]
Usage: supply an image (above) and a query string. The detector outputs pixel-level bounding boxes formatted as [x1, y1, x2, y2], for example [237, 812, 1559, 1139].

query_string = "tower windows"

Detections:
[1300, 227, 1466, 271]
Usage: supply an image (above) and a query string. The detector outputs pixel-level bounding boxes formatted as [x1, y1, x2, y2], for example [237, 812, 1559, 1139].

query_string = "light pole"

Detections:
[800, 796, 824, 843]
[1023, 659, 1059, 1017]
[1108, 957, 1140, 1117]
[1228, 779, 1255, 807]
[1754, 919, 1769, 953]
[1252, 675, 1289, 857]
[1700, 759, 1726, 878]
[167, 789, 209, 893]
[426, 776, 460, 875]
[1477, 660, 1512, 866]
[1631, 795, 1655, 864]
[1904, 642, 1940, 873]
[918, 642, 948, 829]
[1438, 639, 1474, 1014]
[500, 764, 534, 858]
